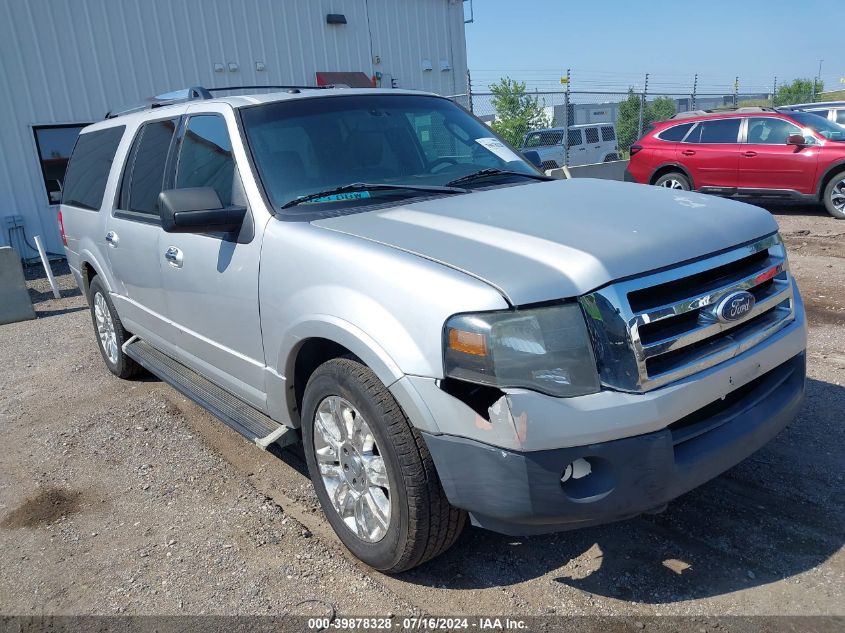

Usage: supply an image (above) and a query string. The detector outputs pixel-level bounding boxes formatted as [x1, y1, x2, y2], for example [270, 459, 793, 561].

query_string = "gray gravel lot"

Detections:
[0, 204, 843, 620]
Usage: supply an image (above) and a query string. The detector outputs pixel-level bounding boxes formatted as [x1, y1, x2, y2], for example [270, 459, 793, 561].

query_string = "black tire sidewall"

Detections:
[301, 361, 409, 572]
[823, 172, 845, 219]
[655, 172, 690, 190]
[88, 276, 132, 377]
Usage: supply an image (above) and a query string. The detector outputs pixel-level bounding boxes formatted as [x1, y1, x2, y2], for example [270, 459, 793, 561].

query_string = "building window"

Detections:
[33, 124, 90, 204]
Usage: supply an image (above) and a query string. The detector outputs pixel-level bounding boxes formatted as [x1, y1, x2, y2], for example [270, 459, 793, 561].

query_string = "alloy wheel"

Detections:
[312, 395, 391, 542]
[831, 178, 845, 213]
[659, 178, 686, 190]
[93, 292, 118, 364]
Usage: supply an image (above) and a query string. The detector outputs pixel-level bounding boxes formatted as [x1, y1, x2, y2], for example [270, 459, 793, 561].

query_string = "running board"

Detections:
[123, 337, 297, 450]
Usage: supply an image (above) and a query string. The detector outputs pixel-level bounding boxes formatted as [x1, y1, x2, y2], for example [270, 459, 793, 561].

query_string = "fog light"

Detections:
[560, 458, 592, 483]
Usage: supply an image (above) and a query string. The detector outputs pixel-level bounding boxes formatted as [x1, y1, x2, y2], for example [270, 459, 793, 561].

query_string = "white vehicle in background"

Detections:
[521, 123, 619, 170]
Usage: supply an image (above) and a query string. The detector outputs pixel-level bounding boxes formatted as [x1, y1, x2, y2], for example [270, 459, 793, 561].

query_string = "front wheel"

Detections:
[822, 171, 845, 219]
[302, 358, 465, 573]
[654, 172, 690, 191]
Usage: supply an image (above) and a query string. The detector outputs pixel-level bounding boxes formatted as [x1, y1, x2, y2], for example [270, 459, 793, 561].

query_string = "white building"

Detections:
[0, 0, 469, 256]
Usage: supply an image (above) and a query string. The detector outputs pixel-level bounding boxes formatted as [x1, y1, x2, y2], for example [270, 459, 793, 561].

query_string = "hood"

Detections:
[311, 179, 778, 305]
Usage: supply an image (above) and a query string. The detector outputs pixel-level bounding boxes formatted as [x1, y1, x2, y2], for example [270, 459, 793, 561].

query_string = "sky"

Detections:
[464, 0, 842, 95]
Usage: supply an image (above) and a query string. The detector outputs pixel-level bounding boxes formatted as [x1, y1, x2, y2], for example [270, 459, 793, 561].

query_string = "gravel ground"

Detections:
[0, 203, 843, 621]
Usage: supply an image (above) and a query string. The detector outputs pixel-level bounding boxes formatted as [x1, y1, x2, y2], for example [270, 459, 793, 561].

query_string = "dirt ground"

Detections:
[1, 202, 843, 622]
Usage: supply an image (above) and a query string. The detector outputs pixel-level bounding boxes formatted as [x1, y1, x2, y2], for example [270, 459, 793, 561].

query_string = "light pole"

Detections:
[812, 59, 823, 101]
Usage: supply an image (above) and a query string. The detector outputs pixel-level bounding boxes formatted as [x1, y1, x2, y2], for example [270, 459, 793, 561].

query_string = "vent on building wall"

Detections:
[326, 14, 347, 25]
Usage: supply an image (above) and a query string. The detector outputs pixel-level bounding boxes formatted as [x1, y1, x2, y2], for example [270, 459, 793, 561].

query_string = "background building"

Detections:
[0, 0, 469, 257]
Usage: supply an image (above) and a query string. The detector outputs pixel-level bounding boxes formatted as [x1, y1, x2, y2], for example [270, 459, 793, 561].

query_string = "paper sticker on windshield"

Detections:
[475, 137, 521, 162]
[308, 191, 371, 204]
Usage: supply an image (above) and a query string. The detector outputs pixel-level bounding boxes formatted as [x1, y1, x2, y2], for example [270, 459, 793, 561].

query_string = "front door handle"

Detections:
[105, 231, 119, 247]
[743, 151, 758, 157]
[681, 149, 696, 156]
[164, 246, 183, 268]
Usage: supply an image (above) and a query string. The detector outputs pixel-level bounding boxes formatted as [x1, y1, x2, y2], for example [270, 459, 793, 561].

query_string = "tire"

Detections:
[87, 275, 142, 379]
[603, 153, 619, 162]
[822, 171, 845, 219]
[302, 357, 465, 573]
[653, 172, 690, 191]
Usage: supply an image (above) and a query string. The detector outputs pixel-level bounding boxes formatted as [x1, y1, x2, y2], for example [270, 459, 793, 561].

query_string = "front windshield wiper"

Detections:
[280, 182, 470, 209]
[446, 168, 554, 188]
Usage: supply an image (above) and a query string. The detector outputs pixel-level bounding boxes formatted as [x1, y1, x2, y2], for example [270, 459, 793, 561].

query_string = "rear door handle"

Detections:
[681, 150, 696, 156]
[105, 231, 119, 247]
[164, 246, 183, 268]
[743, 151, 757, 157]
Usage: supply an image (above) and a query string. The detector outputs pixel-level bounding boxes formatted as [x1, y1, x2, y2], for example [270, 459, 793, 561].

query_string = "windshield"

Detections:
[788, 111, 845, 141]
[240, 94, 538, 213]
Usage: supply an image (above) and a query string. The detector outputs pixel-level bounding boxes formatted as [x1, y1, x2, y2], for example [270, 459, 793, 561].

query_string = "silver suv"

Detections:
[60, 86, 807, 573]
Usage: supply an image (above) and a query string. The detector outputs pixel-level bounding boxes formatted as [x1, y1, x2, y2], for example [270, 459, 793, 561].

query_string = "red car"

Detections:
[625, 107, 845, 219]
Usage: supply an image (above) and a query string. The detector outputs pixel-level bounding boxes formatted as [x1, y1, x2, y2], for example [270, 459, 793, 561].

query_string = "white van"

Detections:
[521, 124, 619, 170]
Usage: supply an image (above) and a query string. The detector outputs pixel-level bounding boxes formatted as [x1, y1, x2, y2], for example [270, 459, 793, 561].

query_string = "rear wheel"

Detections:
[302, 357, 465, 573]
[654, 172, 690, 191]
[87, 276, 142, 379]
[822, 171, 845, 219]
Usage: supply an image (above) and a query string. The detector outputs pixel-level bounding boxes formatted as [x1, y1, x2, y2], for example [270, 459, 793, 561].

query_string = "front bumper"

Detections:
[423, 352, 805, 535]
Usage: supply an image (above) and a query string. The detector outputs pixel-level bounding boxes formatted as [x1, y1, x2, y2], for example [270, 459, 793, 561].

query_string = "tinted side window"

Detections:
[567, 129, 583, 147]
[601, 126, 615, 141]
[62, 126, 125, 210]
[697, 119, 741, 144]
[836, 110, 845, 125]
[126, 119, 177, 214]
[585, 127, 599, 144]
[659, 122, 693, 142]
[176, 115, 234, 206]
[746, 117, 801, 144]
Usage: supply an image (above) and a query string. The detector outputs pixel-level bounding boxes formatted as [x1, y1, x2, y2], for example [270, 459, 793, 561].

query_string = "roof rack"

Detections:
[105, 84, 339, 119]
[669, 106, 776, 120]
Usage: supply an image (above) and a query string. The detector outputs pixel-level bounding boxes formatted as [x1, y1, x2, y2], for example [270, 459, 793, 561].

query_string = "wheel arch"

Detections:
[649, 163, 695, 189]
[277, 318, 406, 428]
[816, 160, 845, 199]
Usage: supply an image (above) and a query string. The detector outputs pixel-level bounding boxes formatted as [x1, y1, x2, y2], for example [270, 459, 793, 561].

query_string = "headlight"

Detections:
[443, 303, 600, 397]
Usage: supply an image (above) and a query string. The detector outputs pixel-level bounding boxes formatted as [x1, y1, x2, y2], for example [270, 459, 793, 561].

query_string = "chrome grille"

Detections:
[581, 234, 795, 392]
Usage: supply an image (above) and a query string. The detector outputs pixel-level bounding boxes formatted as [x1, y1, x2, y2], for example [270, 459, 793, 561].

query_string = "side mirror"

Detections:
[522, 150, 543, 169]
[786, 134, 807, 146]
[158, 188, 246, 234]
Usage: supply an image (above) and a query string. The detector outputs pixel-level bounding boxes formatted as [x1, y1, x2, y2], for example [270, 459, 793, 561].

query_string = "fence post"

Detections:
[691, 73, 698, 111]
[771, 76, 777, 108]
[563, 67, 571, 167]
[637, 73, 649, 138]
[466, 69, 473, 113]
[733, 76, 739, 108]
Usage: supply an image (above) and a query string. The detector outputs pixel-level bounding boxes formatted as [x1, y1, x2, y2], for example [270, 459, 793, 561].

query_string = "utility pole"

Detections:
[733, 76, 739, 108]
[563, 68, 571, 167]
[466, 68, 473, 113]
[691, 73, 698, 111]
[772, 76, 777, 108]
[812, 59, 823, 102]
[637, 73, 649, 138]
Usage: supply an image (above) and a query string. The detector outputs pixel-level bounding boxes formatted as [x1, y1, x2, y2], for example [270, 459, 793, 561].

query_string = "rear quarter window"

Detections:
[657, 122, 693, 142]
[601, 126, 616, 141]
[62, 126, 125, 210]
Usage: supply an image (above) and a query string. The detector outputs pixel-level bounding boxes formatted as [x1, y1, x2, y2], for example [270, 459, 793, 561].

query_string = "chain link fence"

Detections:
[453, 89, 776, 168]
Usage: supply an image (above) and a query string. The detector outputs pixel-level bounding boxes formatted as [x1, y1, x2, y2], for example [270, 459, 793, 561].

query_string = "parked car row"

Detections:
[624, 105, 845, 219]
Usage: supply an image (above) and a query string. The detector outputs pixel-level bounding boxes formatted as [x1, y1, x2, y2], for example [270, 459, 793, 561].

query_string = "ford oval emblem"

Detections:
[715, 291, 755, 323]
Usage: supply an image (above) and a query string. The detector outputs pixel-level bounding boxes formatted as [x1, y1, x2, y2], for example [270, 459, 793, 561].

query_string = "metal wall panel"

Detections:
[0, 0, 467, 253]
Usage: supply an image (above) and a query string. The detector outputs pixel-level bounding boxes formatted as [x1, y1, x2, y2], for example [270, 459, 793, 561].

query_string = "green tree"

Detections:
[616, 91, 677, 153]
[489, 77, 550, 147]
[646, 96, 676, 125]
[774, 78, 824, 106]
